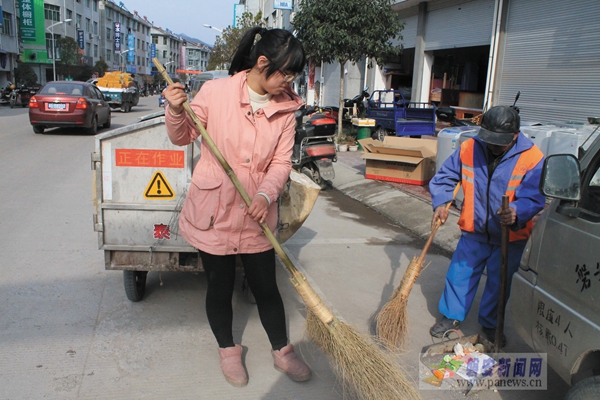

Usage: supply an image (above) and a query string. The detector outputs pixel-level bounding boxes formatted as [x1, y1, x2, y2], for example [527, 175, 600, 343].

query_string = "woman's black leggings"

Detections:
[199, 249, 288, 350]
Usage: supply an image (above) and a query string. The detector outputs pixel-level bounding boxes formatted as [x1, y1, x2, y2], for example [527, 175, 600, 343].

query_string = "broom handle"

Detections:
[495, 195, 510, 353]
[417, 182, 461, 264]
[153, 59, 300, 277]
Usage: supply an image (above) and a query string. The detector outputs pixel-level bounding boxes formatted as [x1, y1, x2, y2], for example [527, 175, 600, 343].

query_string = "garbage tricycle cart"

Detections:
[91, 116, 202, 302]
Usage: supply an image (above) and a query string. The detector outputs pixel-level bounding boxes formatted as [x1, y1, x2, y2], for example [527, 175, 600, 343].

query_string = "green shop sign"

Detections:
[19, 0, 39, 41]
[20, 0, 50, 63]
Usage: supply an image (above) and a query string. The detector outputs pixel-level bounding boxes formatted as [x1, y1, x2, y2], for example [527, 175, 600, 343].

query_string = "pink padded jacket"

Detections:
[165, 71, 302, 255]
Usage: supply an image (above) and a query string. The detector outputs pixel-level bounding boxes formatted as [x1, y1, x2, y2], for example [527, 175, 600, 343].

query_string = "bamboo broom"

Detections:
[153, 59, 420, 400]
[377, 182, 461, 351]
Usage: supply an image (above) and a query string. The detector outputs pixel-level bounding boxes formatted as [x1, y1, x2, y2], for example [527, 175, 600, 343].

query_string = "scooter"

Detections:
[292, 106, 338, 188]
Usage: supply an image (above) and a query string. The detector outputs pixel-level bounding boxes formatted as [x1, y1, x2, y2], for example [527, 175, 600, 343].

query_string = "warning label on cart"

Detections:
[116, 149, 185, 168]
[144, 171, 175, 199]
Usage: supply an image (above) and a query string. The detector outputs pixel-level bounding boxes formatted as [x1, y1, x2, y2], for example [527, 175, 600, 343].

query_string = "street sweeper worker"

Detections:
[428, 105, 545, 347]
[162, 27, 310, 387]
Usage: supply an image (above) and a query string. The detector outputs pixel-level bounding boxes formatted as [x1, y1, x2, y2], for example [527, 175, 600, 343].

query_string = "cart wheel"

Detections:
[123, 270, 148, 302]
[373, 127, 387, 142]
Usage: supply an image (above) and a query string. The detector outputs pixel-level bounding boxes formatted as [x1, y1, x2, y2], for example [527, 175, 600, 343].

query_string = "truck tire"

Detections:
[123, 270, 148, 302]
[565, 376, 600, 400]
[125, 102, 131, 113]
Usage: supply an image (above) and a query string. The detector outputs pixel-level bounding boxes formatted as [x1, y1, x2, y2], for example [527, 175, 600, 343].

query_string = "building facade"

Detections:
[101, 1, 152, 79]
[149, 26, 182, 79]
[390, 0, 600, 123]
[3, 0, 219, 89]
[254, 0, 600, 124]
[0, 0, 21, 89]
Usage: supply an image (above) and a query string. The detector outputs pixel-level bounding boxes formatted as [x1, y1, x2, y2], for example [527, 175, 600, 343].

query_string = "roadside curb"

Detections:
[331, 161, 461, 254]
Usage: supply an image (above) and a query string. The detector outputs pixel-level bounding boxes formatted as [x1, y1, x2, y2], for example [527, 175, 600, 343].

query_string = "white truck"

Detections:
[510, 120, 600, 399]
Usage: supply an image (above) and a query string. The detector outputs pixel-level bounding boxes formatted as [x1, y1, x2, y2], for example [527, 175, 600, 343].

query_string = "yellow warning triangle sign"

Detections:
[144, 171, 175, 200]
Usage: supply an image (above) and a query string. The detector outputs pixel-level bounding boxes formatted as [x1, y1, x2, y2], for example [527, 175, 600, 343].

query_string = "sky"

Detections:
[118, 0, 239, 46]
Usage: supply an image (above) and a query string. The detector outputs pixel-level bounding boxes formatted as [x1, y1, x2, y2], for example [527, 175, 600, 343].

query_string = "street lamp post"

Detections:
[119, 49, 132, 72]
[46, 19, 72, 81]
[203, 24, 223, 33]
[162, 61, 174, 88]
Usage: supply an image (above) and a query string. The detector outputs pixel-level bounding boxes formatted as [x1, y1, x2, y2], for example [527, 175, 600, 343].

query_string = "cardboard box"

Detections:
[358, 137, 437, 185]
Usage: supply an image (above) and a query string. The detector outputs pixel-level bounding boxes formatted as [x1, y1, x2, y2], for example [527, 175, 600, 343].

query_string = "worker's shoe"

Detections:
[272, 344, 311, 382]
[482, 327, 507, 348]
[218, 345, 248, 387]
[429, 317, 461, 338]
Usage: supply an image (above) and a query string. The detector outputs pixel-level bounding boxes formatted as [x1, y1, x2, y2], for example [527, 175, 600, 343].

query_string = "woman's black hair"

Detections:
[229, 27, 306, 78]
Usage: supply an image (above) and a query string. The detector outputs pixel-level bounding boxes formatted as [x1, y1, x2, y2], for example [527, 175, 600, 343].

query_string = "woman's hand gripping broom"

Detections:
[377, 182, 461, 351]
[153, 59, 421, 400]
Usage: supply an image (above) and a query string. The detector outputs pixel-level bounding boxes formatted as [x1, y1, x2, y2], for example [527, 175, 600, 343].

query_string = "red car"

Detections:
[29, 81, 111, 134]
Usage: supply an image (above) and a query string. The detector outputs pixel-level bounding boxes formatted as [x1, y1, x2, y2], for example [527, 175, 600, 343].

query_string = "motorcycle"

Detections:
[435, 106, 480, 127]
[436, 91, 521, 126]
[158, 92, 166, 107]
[319, 87, 370, 122]
[9, 85, 32, 108]
[0, 84, 13, 106]
[342, 87, 370, 119]
[292, 106, 338, 188]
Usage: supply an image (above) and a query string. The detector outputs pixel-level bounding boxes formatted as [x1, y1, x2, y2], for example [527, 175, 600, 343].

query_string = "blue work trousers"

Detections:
[438, 235, 526, 328]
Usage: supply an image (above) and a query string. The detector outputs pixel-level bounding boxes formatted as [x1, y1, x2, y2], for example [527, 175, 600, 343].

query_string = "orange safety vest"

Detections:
[459, 139, 543, 242]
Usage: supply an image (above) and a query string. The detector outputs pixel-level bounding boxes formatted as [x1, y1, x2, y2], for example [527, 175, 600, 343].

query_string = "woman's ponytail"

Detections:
[229, 27, 264, 75]
[228, 27, 305, 78]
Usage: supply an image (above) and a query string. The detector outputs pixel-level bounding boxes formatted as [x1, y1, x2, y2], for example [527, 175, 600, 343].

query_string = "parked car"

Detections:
[28, 81, 111, 134]
[189, 70, 230, 100]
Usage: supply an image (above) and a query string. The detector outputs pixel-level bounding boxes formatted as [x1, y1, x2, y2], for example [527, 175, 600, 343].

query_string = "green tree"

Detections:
[207, 11, 267, 71]
[14, 63, 39, 86]
[55, 37, 81, 79]
[73, 65, 94, 82]
[93, 58, 110, 77]
[293, 0, 404, 136]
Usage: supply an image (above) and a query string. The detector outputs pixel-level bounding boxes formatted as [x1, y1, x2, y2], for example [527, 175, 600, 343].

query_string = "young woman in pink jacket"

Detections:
[163, 27, 309, 387]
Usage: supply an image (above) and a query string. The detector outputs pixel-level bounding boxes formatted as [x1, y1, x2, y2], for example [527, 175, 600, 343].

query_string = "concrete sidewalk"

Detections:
[330, 150, 462, 255]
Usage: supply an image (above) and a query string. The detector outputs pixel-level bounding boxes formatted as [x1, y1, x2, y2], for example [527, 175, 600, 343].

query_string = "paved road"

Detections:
[0, 98, 569, 399]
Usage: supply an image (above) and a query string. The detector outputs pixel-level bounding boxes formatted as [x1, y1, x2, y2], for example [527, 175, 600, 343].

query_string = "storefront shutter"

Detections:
[496, 0, 600, 122]
[424, 0, 495, 51]
[396, 14, 418, 49]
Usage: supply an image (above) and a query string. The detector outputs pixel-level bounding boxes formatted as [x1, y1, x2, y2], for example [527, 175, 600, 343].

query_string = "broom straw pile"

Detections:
[153, 59, 421, 400]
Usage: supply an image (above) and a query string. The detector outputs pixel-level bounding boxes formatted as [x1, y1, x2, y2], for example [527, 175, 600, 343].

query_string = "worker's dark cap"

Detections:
[477, 106, 520, 146]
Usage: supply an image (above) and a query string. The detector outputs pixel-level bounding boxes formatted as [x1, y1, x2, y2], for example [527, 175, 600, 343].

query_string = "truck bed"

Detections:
[367, 90, 436, 137]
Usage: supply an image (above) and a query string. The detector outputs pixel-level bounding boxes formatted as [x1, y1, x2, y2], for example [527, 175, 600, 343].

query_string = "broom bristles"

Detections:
[306, 310, 421, 400]
[376, 257, 423, 350]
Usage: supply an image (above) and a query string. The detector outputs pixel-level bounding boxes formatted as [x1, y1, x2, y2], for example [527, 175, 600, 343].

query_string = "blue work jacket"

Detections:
[430, 132, 546, 245]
